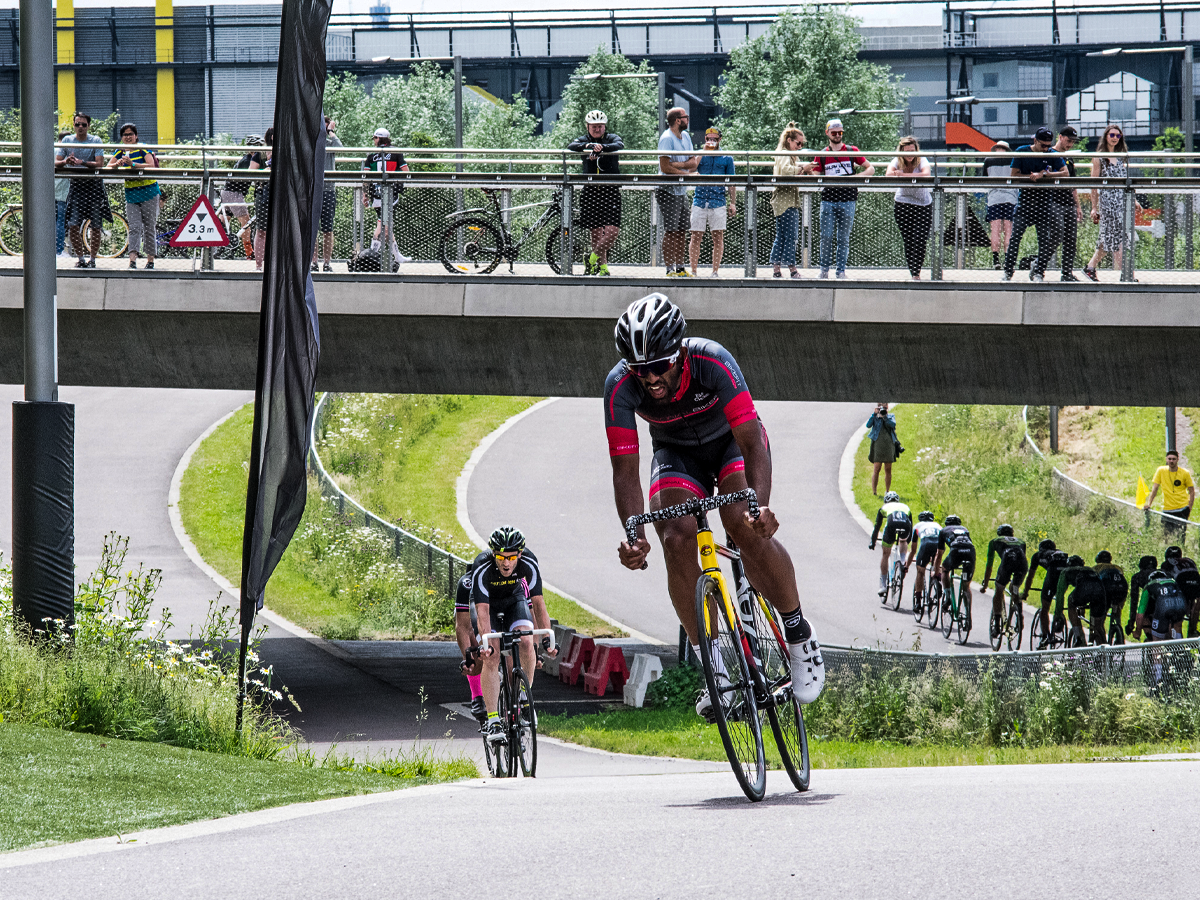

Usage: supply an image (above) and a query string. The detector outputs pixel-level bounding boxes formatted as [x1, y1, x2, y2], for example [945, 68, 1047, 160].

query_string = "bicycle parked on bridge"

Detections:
[476, 624, 555, 778]
[0, 201, 129, 258]
[438, 187, 583, 275]
[625, 489, 810, 802]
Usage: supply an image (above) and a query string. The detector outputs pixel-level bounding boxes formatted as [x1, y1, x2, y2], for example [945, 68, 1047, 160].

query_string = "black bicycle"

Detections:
[477, 625, 554, 778]
[988, 579, 1024, 651]
[438, 188, 582, 275]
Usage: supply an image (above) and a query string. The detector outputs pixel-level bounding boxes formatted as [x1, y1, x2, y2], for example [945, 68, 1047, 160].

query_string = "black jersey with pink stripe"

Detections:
[604, 338, 758, 455]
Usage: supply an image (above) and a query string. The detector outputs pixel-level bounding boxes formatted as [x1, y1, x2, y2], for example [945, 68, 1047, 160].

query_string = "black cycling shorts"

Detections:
[915, 540, 939, 568]
[995, 555, 1029, 590]
[1068, 584, 1105, 614]
[944, 546, 976, 580]
[649, 424, 767, 500]
[479, 597, 533, 635]
[882, 518, 912, 546]
[580, 185, 622, 228]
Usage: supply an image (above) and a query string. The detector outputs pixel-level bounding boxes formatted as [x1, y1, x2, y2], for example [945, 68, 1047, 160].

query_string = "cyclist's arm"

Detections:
[869, 509, 883, 548]
[528, 594, 557, 657]
[566, 135, 590, 153]
[981, 539, 998, 588]
[612, 453, 650, 569]
[933, 547, 945, 575]
[1054, 571, 1071, 617]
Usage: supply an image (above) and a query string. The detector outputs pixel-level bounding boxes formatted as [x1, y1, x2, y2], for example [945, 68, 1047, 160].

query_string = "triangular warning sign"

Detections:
[170, 195, 230, 248]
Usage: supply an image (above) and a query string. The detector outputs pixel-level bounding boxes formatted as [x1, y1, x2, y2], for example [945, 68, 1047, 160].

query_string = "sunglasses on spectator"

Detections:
[494, 552, 521, 562]
[120, 131, 135, 137]
[1107, 132, 1121, 138]
[630, 353, 679, 378]
[829, 130, 844, 136]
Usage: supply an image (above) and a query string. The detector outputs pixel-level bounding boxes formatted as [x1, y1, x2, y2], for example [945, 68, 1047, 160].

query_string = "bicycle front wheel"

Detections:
[516, 673, 537, 778]
[0, 207, 24, 255]
[941, 585, 954, 639]
[749, 594, 810, 792]
[544, 221, 586, 275]
[1007, 592, 1024, 651]
[957, 579, 972, 645]
[1029, 607, 1044, 649]
[92, 212, 129, 258]
[890, 567, 904, 612]
[696, 573, 766, 802]
[912, 580, 925, 623]
[927, 582, 942, 631]
[439, 218, 502, 274]
[482, 674, 514, 778]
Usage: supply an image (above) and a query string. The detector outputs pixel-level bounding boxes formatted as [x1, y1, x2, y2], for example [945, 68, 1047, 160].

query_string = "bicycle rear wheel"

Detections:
[482, 675, 514, 778]
[912, 578, 925, 623]
[890, 566, 904, 612]
[92, 212, 129, 258]
[516, 673, 537, 777]
[0, 207, 24, 255]
[696, 573, 766, 802]
[926, 581, 942, 631]
[1029, 607, 1044, 649]
[941, 583, 955, 639]
[439, 219, 502, 274]
[1007, 591, 1024, 651]
[748, 594, 810, 792]
[957, 577, 972, 645]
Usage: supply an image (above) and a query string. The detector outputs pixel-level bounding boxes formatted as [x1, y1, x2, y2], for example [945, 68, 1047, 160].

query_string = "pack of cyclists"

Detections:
[866, 496, 1198, 649]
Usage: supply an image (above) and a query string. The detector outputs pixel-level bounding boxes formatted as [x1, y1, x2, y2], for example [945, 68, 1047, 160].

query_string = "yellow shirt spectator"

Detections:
[1151, 464, 1195, 511]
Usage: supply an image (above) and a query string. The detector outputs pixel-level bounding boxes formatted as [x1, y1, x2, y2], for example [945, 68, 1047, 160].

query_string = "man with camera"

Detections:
[866, 403, 901, 495]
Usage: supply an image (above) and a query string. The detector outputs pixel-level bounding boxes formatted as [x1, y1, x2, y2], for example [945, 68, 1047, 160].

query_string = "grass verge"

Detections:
[539, 710, 1196, 768]
[0, 722, 473, 852]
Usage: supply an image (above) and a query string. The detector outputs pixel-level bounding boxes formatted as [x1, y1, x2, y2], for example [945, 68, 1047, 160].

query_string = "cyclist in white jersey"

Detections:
[905, 510, 943, 602]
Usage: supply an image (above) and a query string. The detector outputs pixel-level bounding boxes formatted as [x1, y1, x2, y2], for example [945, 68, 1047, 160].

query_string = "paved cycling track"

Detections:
[4, 386, 1192, 898]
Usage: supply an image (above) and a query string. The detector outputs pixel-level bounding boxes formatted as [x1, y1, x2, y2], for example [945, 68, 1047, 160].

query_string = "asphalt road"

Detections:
[5, 758, 1198, 898]
[468, 397, 989, 652]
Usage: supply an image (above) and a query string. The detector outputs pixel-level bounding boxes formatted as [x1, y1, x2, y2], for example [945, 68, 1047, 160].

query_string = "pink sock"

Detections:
[467, 675, 482, 698]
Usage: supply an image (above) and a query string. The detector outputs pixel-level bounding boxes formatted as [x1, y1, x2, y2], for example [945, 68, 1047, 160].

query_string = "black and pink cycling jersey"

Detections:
[603, 337, 758, 457]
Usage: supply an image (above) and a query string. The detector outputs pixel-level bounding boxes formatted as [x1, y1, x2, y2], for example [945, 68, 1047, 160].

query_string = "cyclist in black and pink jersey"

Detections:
[606, 293, 824, 716]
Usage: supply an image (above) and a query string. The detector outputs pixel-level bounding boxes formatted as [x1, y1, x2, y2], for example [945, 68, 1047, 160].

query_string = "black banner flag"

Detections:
[237, 0, 331, 728]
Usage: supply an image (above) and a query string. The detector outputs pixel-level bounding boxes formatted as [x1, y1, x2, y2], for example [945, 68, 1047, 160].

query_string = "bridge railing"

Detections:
[4, 142, 1200, 284]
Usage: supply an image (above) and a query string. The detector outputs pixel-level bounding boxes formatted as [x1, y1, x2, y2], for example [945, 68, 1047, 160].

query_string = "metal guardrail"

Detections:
[307, 392, 472, 602]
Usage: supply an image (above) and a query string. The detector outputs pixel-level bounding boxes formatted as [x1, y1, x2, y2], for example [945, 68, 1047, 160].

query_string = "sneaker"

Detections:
[74, 258, 87, 269]
[1061, 272, 1079, 282]
[485, 720, 506, 744]
[144, 260, 154, 270]
[395, 251, 413, 264]
[86, 258, 96, 268]
[470, 696, 487, 726]
[1083, 266, 1099, 283]
[311, 261, 318, 272]
[1029, 271, 1043, 282]
[677, 268, 694, 277]
[666, 266, 682, 277]
[1001, 272, 1012, 281]
[595, 263, 610, 276]
[789, 636, 825, 704]
[836, 270, 847, 279]
[695, 673, 731, 722]
[586, 251, 599, 275]
[992, 251, 1001, 269]
[819, 268, 829, 279]
[323, 263, 333, 273]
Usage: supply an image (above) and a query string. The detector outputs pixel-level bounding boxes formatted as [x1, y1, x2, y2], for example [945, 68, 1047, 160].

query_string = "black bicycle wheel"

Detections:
[941, 582, 955, 639]
[695, 573, 766, 802]
[439, 218, 502, 274]
[1007, 591, 1024, 651]
[957, 577, 972, 645]
[1029, 607, 1044, 649]
[482, 674, 512, 777]
[544, 221, 586, 275]
[1050, 613, 1067, 649]
[516, 673, 537, 777]
[989, 605, 1003, 652]
[912, 579, 925, 623]
[890, 565, 905, 612]
[0, 207, 23, 255]
[748, 594, 810, 792]
[1067, 623, 1086, 649]
[927, 581, 942, 631]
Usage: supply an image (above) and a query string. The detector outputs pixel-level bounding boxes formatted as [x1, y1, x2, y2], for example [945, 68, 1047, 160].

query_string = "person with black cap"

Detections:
[1051, 126, 1083, 281]
[1002, 126, 1066, 283]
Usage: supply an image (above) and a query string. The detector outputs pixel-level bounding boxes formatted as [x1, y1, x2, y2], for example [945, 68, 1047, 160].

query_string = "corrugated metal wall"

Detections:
[211, 67, 276, 142]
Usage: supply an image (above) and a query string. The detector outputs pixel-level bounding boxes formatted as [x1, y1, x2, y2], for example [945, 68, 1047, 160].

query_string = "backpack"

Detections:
[347, 247, 399, 273]
[1096, 567, 1128, 606]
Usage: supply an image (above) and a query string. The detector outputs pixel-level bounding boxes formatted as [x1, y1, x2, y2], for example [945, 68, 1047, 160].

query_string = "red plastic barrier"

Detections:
[558, 635, 595, 686]
[584, 644, 630, 697]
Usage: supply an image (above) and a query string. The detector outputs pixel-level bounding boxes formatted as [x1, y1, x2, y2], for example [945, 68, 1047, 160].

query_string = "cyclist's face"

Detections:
[633, 356, 681, 400]
[495, 551, 521, 576]
[587, 122, 606, 139]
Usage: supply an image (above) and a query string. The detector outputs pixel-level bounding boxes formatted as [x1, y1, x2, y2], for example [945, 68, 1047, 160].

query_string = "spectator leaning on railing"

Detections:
[106, 122, 160, 271]
[768, 123, 810, 279]
[885, 136, 932, 281]
[54, 129, 70, 258]
[982, 141, 1016, 270]
[567, 109, 624, 276]
[688, 126, 736, 277]
[657, 107, 698, 277]
[313, 115, 342, 273]
[1085, 124, 1140, 283]
[1050, 125, 1083, 282]
[812, 117, 874, 280]
[1002, 127, 1065, 283]
[55, 112, 111, 269]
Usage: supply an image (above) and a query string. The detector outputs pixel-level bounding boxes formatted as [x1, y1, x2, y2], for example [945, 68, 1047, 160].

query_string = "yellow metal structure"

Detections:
[155, 0, 175, 143]
[55, 0, 74, 127]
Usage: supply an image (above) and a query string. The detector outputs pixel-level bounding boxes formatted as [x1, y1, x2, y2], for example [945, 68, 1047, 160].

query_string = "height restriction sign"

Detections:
[169, 195, 230, 247]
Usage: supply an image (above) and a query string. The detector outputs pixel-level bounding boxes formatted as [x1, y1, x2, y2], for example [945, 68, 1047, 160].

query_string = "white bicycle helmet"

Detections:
[585, 109, 608, 125]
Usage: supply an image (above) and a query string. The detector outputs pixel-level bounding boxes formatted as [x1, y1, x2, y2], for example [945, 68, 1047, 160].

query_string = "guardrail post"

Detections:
[955, 192, 965, 269]
[560, 182, 573, 276]
[801, 192, 812, 270]
[200, 147, 214, 271]
[1122, 187, 1135, 282]
[743, 184, 757, 278]
[1186, 194, 1195, 269]
[381, 183, 394, 274]
[931, 186, 944, 281]
[427, 541, 433, 577]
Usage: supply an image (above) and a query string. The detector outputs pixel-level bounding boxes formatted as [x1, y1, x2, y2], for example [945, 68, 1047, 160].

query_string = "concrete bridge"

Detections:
[0, 271, 1194, 405]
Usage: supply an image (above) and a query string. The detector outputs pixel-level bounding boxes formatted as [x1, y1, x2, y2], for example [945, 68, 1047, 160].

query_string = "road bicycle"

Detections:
[884, 545, 906, 612]
[476, 625, 555, 778]
[988, 578, 1024, 651]
[0, 202, 129, 258]
[940, 564, 973, 645]
[919, 574, 943, 629]
[625, 488, 810, 802]
[437, 187, 583, 275]
[1028, 602, 1067, 650]
[1066, 598, 1126, 649]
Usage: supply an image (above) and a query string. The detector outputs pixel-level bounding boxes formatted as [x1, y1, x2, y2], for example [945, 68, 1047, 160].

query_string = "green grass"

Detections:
[0, 722, 477, 852]
[539, 708, 1197, 769]
[852, 405, 1183, 579]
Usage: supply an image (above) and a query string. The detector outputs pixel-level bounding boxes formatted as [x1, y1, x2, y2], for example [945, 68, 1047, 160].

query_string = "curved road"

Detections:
[468, 398, 990, 652]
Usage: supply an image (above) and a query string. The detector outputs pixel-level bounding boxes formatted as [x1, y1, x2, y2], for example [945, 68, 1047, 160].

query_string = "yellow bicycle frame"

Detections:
[697, 521, 742, 639]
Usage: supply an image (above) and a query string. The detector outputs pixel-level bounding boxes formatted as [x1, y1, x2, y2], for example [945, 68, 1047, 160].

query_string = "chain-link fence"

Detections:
[5, 140, 1200, 284]
[307, 391, 471, 602]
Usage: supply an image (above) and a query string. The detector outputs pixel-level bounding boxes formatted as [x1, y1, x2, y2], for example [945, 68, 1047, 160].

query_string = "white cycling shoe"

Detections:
[788, 635, 825, 704]
[695, 672, 731, 721]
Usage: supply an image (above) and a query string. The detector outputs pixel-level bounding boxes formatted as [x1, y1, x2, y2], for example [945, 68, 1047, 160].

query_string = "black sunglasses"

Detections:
[120, 131, 135, 137]
[629, 353, 679, 378]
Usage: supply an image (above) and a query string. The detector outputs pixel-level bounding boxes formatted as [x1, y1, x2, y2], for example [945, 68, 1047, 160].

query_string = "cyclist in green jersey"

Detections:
[980, 524, 1027, 637]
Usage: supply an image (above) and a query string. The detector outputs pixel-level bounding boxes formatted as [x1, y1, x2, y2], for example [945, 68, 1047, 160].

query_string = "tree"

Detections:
[545, 47, 660, 153]
[463, 93, 540, 151]
[713, 8, 909, 152]
[323, 62, 466, 148]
